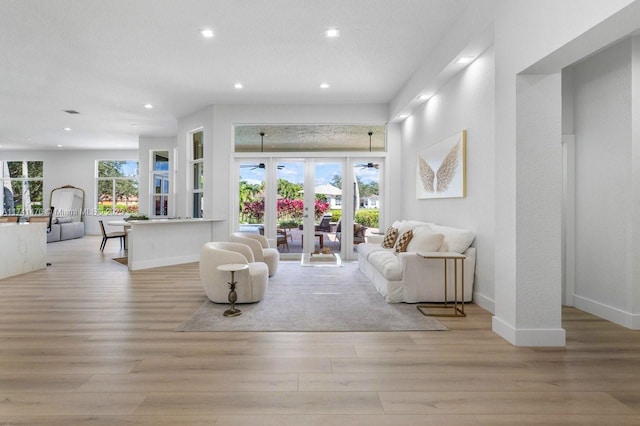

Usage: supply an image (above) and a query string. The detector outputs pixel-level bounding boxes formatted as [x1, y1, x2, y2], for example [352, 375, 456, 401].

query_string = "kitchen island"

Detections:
[125, 218, 222, 271]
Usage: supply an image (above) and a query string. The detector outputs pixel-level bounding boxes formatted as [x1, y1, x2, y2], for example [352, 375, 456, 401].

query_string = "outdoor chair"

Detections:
[315, 214, 332, 232]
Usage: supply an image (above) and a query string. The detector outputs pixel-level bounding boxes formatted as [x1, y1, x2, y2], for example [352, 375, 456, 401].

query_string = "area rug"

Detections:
[177, 261, 447, 332]
[111, 257, 128, 266]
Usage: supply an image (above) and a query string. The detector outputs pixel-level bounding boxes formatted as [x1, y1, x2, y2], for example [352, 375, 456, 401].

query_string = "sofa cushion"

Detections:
[396, 220, 430, 237]
[357, 242, 389, 260]
[405, 225, 444, 253]
[55, 216, 73, 224]
[381, 226, 399, 248]
[368, 250, 403, 281]
[429, 224, 475, 253]
[394, 229, 413, 253]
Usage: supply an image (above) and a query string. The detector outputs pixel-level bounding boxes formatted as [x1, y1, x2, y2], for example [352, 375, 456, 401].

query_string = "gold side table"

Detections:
[217, 263, 249, 317]
[416, 252, 466, 317]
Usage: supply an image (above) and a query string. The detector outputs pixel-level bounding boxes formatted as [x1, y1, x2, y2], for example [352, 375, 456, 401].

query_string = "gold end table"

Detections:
[217, 263, 249, 317]
[416, 252, 466, 317]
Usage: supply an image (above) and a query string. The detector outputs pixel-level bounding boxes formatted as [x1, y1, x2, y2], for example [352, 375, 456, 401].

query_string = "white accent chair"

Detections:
[199, 242, 269, 304]
[229, 232, 279, 276]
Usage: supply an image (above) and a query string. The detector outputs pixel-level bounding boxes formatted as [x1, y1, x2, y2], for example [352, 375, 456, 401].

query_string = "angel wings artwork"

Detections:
[416, 131, 466, 199]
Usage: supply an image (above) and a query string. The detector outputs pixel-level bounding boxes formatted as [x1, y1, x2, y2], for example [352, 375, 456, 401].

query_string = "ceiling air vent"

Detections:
[63, 109, 80, 114]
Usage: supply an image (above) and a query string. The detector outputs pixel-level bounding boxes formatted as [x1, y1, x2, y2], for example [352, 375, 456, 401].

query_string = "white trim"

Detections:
[472, 291, 494, 314]
[574, 294, 640, 330]
[561, 135, 576, 306]
[492, 315, 566, 347]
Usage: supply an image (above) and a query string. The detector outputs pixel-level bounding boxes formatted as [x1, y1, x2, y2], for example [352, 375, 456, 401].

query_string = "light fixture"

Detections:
[457, 56, 475, 65]
[200, 29, 214, 38]
[57, 144, 63, 148]
[234, 82, 243, 89]
[260, 132, 265, 152]
[320, 82, 330, 89]
[368, 131, 373, 152]
[325, 28, 340, 38]
[417, 94, 431, 101]
[144, 104, 153, 109]
[64, 127, 71, 131]
[398, 114, 408, 120]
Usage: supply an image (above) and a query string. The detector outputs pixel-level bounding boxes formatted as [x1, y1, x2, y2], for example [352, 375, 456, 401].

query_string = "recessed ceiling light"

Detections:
[320, 82, 330, 89]
[325, 28, 340, 38]
[457, 56, 475, 64]
[234, 83, 243, 89]
[398, 114, 409, 120]
[64, 127, 71, 131]
[144, 104, 153, 109]
[200, 29, 214, 38]
[131, 124, 137, 127]
[57, 144, 63, 148]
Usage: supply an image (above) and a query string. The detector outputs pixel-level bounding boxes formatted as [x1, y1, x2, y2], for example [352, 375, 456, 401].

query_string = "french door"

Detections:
[236, 157, 381, 260]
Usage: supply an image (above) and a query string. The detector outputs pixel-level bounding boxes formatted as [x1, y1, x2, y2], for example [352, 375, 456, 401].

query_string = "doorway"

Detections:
[235, 157, 382, 261]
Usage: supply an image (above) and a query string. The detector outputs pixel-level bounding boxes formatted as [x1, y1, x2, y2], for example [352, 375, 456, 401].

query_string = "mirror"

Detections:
[50, 185, 85, 222]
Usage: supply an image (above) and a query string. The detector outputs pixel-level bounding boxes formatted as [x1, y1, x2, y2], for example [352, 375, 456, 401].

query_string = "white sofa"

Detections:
[358, 220, 476, 303]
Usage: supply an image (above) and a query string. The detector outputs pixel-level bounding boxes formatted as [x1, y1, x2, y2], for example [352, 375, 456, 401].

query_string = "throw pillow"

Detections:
[405, 225, 444, 252]
[381, 226, 399, 248]
[394, 229, 413, 253]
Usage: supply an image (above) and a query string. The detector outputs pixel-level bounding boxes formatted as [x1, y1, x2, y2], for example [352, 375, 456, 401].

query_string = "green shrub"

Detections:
[355, 209, 379, 228]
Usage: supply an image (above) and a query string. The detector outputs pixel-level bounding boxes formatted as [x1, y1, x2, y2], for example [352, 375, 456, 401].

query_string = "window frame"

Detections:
[190, 129, 204, 218]
[96, 160, 140, 215]
[1, 160, 45, 216]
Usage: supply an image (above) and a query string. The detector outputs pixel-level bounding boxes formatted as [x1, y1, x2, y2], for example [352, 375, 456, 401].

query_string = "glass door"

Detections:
[351, 160, 381, 256]
[236, 157, 379, 261]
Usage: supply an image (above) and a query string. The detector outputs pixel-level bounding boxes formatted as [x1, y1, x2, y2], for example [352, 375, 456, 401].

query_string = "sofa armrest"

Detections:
[366, 233, 384, 244]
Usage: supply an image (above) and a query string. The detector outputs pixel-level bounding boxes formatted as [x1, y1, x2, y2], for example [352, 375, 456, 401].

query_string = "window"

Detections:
[151, 150, 170, 217]
[1, 161, 44, 216]
[97, 160, 139, 215]
[191, 131, 204, 218]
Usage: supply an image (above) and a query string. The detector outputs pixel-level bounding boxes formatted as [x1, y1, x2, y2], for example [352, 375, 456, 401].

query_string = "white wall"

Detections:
[400, 46, 496, 312]
[177, 104, 394, 243]
[491, 0, 639, 345]
[0, 149, 138, 235]
[571, 38, 636, 324]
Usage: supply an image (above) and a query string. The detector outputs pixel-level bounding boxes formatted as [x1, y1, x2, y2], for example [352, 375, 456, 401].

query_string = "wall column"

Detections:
[493, 72, 565, 346]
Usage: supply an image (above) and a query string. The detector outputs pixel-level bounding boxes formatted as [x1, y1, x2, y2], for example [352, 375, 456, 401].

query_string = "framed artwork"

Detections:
[416, 130, 466, 199]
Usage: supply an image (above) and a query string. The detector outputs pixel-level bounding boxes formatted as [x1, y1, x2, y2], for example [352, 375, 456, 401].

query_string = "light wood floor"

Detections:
[1, 236, 639, 425]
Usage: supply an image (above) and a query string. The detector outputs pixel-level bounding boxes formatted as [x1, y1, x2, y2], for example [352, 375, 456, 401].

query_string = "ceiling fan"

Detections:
[355, 162, 379, 170]
[354, 131, 380, 169]
[240, 132, 285, 170]
[240, 163, 284, 170]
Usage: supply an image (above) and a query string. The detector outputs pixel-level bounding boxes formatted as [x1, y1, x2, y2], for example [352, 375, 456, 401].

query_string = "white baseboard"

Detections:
[129, 254, 199, 271]
[492, 316, 566, 347]
[472, 291, 494, 314]
[573, 294, 640, 330]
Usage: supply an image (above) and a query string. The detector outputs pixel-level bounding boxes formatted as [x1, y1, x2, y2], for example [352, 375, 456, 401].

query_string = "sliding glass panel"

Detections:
[238, 161, 266, 234]
[313, 161, 342, 254]
[352, 161, 381, 254]
[275, 160, 303, 254]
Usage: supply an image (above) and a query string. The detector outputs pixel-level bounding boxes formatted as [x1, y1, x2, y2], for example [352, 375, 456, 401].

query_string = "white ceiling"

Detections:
[0, 0, 474, 151]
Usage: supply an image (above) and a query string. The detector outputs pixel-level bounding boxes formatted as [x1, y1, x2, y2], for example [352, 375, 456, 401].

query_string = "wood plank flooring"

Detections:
[0, 236, 639, 424]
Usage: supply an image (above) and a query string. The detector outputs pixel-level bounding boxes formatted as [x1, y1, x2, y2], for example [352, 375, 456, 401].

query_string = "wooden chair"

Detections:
[276, 228, 290, 251]
[98, 220, 126, 252]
